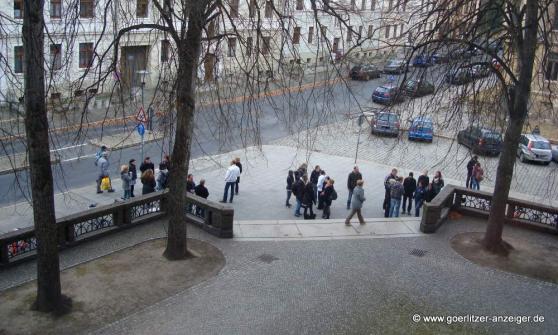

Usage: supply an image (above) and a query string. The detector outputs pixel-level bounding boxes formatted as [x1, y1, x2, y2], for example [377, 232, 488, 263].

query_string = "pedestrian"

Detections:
[221, 160, 241, 203]
[156, 163, 169, 191]
[128, 159, 137, 197]
[297, 163, 308, 179]
[292, 174, 305, 217]
[96, 151, 114, 193]
[310, 165, 321, 190]
[472, 162, 484, 190]
[316, 170, 327, 209]
[234, 157, 242, 195]
[140, 157, 155, 174]
[162, 154, 171, 170]
[120, 165, 132, 200]
[186, 174, 196, 193]
[417, 170, 429, 192]
[532, 125, 541, 135]
[383, 168, 398, 217]
[466, 156, 478, 188]
[346, 166, 362, 210]
[321, 179, 337, 219]
[402, 172, 416, 215]
[194, 179, 209, 217]
[95, 145, 108, 166]
[141, 169, 156, 195]
[285, 170, 294, 208]
[414, 181, 427, 217]
[302, 175, 316, 219]
[389, 177, 404, 217]
[430, 171, 445, 200]
[345, 179, 366, 225]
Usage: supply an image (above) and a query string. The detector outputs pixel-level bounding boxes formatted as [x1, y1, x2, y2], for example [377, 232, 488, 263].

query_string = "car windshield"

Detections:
[532, 141, 551, 149]
[405, 80, 417, 88]
[388, 60, 402, 66]
[378, 113, 398, 122]
[413, 121, 433, 129]
[375, 86, 389, 93]
[483, 132, 502, 142]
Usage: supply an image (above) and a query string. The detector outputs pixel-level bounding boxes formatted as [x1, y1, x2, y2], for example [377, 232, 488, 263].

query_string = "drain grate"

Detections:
[409, 249, 428, 257]
[256, 254, 279, 264]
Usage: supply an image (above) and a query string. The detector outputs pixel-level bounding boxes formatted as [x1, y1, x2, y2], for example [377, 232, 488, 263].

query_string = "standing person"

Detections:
[417, 170, 429, 192]
[156, 163, 169, 191]
[186, 174, 196, 193]
[292, 174, 305, 217]
[414, 181, 427, 217]
[194, 179, 209, 216]
[120, 165, 132, 200]
[431, 171, 445, 200]
[285, 170, 294, 208]
[345, 180, 366, 225]
[234, 157, 242, 195]
[321, 179, 337, 219]
[128, 159, 137, 197]
[221, 160, 240, 203]
[383, 168, 398, 217]
[346, 166, 363, 210]
[95, 145, 108, 166]
[472, 162, 484, 190]
[302, 175, 316, 219]
[96, 151, 114, 193]
[141, 169, 156, 195]
[316, 170, 327, 209]
[389, 177, 404, 217]
[466, 156, 478, 188]
[139, 157, 154, 174]
[402, 172, 416, 215]
[162, 154, 171, 170]
[297, 163, 308, 179]
[310, 165, 321, 190]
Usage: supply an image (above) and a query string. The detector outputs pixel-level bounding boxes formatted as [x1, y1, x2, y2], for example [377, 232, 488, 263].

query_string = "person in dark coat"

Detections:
[417, 170, 429, 193]
[346, 166, 363, 210]
[141, 169, 156, 195]
[414, 181, 427, 217]
[429, 171, 445, 201]
[297, 163, 307, 180]
[402, 172, 416, 215]
[302, 176, 316, 219]
[310, 165, 321, 188]
[139, 157, 155, 174]
[128, 159, 137, 197]
[194, 179, 209, 217]
[286, 170, 294, 208]
[234, 157, 242, 195]
[292, 175, 305, 217]
[383, 168, 398, 217]
[186, 174, 196, 193]
[321, 179, 336, 219]
[466, 156, 478, 188]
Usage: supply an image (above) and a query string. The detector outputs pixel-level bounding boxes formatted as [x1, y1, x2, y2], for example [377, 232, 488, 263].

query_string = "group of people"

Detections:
[466, 155, 484, 190]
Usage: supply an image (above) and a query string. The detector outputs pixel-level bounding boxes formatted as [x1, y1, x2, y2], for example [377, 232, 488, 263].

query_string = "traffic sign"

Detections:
[137, 123, 145, 136]
[136, 107, 148, 123]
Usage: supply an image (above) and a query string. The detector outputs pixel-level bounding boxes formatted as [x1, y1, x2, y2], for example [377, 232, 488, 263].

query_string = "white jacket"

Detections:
[224, 165, 241, 182]
[317, 175, 327, 191]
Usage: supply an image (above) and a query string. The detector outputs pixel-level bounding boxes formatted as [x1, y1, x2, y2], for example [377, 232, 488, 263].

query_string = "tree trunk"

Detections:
[163, 5, 204, 260]
[483, 0, 539, 255]
[23, 0, 70, 313]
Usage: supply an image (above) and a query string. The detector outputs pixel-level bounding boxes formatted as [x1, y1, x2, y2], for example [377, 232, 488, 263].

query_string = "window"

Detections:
[230, 0, 239, 18]
[137, 0, 148, 18]
[51, 0, 62, 18]
[320, 26, 327, 39]
[332, 37, 339, 53]
[79, 43, 94, 68]
[80, 0, 95, 18]
[296, 0, 303, 10]
[402, 0, 407, 11]
[554, 4, 558, 29]
[388, 0, 393, 10]
[14, 46, 24, 73]
[161, 40, 170, 62]
[308, 26, 314, 44]
[50, 44, 62, 70]
[400, 24, 404, 37]
[361, 0, 366, 10]
[246, 37, 253, 56]
[385, 26, 390, 38]
[293, 27, 301, 44]
[368, 25, 373, 38]
[249, 0, 256, 18]
[358, 26, 363, 39]
[347, 26, 353, 42]
[265, 1, 273, 18]
[262, 36, 271, 55]
[14, 0, 23, 19]
[545, 54, 558, 81]
[350, 0, 356, 10]
[371, 0, 375, 10]
[228, 38, 236, 57]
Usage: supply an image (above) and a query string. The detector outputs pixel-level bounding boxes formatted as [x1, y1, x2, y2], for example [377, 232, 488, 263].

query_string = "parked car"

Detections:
[370, 112, 400, 137]
[552, 145, 558, 163]
[383, 59, 408, 74]
[457, 126, 503, 155]
[445, 66, 473, 85]
[350, 64, 381, 80]
[517, 134, 552, 164]
[471, 64, 492, 79]
[372, 85, 405, 105]
[408, 116, 434, 142]
[412, 54, 433, 67]
[404, 78, 435, 97]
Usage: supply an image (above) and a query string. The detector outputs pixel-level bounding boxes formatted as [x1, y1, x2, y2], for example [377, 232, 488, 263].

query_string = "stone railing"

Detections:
[0, 191, 233, 267]
[420, 185, 558, 234]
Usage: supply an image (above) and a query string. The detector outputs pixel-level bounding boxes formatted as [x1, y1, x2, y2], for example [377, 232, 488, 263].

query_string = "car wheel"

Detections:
[543, 161, 551, 166]
[520, 152, 526, 163]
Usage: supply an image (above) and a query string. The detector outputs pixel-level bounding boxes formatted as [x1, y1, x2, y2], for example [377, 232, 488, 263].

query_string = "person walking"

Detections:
[345, 179, 366, 225]
[414, 181, 427, 217]
[472, 162, 484, 190]
[389, 177, 404, 217]
[141, 169, 156, 195]
[430, 171, 445, 200]
[128, 159, 137, 197]
[234, 157, 242, 195]
[402, 172, 416, 215]
[321, 179, 336, 219]
[316, 171, 327, 209]
[466, 156, 478, 188]
[96, 151, 114, 193]
[292, 174, 305, 217]
[221, 160, 241, 203]
[95, 145, 108, 166]
[285, 170, 294, 208]
[346, 166, 362, 210]
[302, 175, 316, 219]
[156, 163, 169, 191]
[120, 165, 132, 200]
[383, 168, 398, 217]
[194, 179, 209, 216]
[139, 157, 155, 174]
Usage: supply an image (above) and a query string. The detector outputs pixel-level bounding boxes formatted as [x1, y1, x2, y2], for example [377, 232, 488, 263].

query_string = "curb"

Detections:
[0, 157, 60, 176]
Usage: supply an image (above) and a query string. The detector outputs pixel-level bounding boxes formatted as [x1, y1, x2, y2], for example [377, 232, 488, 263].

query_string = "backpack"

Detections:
[331, 189, 338, 200]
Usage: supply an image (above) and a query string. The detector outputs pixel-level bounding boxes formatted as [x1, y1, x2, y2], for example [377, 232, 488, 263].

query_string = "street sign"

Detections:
[137, 123, 145, 136]
[388, 75, 395, 82]
[136, 107, 148, 123]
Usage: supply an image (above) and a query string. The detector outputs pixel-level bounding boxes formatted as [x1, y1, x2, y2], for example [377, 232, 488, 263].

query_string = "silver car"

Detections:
[517, 134, 552, 165]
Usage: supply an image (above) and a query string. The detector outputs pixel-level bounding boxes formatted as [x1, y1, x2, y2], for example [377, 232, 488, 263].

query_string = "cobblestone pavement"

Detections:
[272, 119, 558, 204]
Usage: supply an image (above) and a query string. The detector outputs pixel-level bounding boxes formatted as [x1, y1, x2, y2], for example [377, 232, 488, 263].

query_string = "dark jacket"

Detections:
[414, 186, 427, 202]
[467, 159, 477, 174]
[417, 175, 429, 189]
[292, 179, 305, 201]
[141, 176, 156, 195]
[403, 177, 416, 196]
[186, 180, 196, 193]
[431, 177, 445, 196]
[194, 184, 209, 199]
[235, 162, 242, 181]
[286, 175, 294, 191]
[140, 162, 155, 174]
[310, 170, 320, 185]
[302, 182, 316, 206]
[390, 182, 404, 200]
[129, 163, 137, 181]
[322, 185, 335, 206]
[347, 171, 363, 190]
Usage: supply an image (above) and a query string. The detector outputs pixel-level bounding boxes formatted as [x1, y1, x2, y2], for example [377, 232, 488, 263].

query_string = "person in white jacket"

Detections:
[221, 160, 241, 203]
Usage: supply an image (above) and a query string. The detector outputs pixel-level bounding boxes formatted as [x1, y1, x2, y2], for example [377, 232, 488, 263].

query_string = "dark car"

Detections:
[457, 126, 503, 155]
[471, 64, 492, 79]
[350, 64, 381, 80]
[445, 66, 473, 85]
[371, 112, 400, 137]
[408, 116, 434, 142]
[431, 51, 450, 64]
[404, 79, 435, 97]
[372, 85, 405, 105]
[383, 59, 408, 74]
[412, 54, 434, 67]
